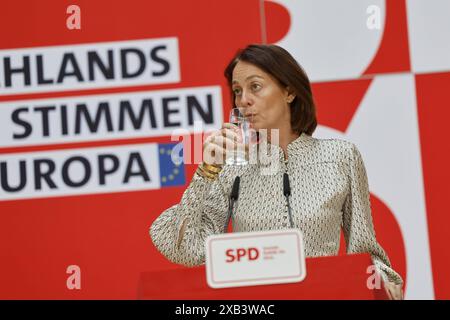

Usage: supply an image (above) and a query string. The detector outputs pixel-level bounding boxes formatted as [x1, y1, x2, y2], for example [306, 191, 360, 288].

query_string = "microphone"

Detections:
[224, 176, 240, 232]
[283, 173, 294, 228]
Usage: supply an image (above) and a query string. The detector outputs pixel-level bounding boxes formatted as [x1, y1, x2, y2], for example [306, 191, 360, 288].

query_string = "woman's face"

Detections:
[231, 61, 294, 132]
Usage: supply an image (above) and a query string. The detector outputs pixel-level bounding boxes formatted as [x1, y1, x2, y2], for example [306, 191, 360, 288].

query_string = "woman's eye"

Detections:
[251, 83, 262, 91]
[233, 88, 242, 95]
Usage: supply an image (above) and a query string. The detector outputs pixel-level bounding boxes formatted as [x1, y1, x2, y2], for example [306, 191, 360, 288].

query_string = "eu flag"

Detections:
[158, 142, 186, 187]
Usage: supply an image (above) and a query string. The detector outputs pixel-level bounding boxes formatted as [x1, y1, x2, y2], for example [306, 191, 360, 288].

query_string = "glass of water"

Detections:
[226, 108, 257, 165]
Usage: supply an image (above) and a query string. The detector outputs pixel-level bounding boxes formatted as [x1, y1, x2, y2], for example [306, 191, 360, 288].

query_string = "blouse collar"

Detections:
[249, 132, 315, 167]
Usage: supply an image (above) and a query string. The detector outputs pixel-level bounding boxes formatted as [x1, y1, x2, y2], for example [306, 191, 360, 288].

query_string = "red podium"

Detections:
[138, 254, 389, 300]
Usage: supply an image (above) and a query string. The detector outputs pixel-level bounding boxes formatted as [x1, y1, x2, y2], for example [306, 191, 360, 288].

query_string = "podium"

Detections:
[138, 253, 389, 300]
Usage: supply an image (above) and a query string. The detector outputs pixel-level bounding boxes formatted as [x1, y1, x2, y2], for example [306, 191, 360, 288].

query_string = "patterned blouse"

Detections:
[150, 132, 403, 285]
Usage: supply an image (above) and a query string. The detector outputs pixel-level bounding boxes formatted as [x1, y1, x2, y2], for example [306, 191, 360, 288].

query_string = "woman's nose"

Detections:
[240, 90, 253, 107]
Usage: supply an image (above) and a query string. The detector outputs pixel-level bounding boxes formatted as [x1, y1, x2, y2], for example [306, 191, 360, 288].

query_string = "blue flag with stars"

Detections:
[158, 143, 186, 187]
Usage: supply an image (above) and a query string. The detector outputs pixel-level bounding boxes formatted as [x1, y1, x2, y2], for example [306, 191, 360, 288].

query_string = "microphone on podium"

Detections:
[223, 176, 240, 232]
[283, 173, 294, 228]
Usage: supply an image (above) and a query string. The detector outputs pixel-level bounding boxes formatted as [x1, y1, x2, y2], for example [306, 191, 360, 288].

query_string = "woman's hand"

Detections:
[384, 281, 404, 300]
[203, 123, 241, 166]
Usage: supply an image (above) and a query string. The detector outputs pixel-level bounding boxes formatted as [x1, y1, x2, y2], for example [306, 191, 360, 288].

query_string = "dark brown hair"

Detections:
[224, 44, 317, 135]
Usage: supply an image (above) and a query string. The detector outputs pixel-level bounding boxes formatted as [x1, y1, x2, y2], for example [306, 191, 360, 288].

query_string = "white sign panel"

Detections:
[205, 229, 306, 289]
[0, 86, 222, 148]
[0, 37, 180, 95]
[0, 142, 183, 201]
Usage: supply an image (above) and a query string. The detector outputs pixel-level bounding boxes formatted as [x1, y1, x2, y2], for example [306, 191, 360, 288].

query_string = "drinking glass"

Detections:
[226, 108, 257, 165]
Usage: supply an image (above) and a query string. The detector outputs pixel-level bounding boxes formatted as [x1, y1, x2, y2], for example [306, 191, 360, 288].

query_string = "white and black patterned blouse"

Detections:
[150, 132, 403, 285]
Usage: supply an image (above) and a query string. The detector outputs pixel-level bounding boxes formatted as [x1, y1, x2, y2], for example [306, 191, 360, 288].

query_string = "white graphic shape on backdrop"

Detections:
[406, 0, 450, 73]
[315, 74, 434, 299]
[267, 0, 385, 82]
